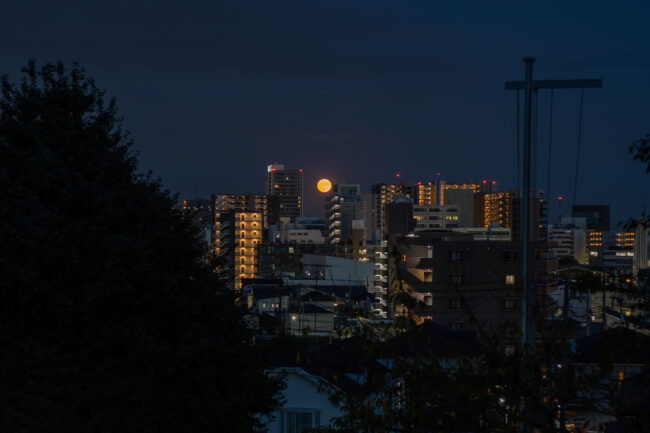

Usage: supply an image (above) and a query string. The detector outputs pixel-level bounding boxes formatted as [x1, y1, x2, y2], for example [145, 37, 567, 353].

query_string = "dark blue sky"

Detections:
[2, 1, 649, 224]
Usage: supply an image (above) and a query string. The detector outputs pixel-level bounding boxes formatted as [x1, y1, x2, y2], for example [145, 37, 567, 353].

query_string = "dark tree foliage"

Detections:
[629, 133, 650, 173]
[0, 61, 283, 432]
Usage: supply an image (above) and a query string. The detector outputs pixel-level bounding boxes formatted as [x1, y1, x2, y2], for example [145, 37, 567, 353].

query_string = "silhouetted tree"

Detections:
[629, 132, 650, 173]
[0, 61, 283, 433]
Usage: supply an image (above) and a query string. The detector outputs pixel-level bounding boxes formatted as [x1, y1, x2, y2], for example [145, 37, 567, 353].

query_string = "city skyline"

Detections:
[2, 1, 649, 224]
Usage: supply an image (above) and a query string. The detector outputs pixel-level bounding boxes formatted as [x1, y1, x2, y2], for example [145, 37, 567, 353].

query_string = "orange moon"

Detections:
[317, 178, 332, 193]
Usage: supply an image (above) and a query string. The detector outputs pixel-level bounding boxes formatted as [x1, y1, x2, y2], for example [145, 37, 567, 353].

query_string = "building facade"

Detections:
[387, 230, 557, 335]
[325, 183, 365, 246]
[587, 230, 635, 272]
[212, 193, 278, 228]
[572, 205, 610, 231]
[213, 210, 263, 289]
[480, 190, 547, 241]
[266, 163, 303, 223]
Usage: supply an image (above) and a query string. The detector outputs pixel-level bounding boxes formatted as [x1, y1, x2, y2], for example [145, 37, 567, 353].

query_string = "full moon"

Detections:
[317, 178, 332, 193]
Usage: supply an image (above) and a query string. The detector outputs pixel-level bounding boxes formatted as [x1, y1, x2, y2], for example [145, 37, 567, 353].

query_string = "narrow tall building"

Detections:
[481, 190, 546, 241]
[266, 163, 303, 223]
[325, 183, 365, 249]
[633, 217, 648, 277]
[213, 210, 263, 289]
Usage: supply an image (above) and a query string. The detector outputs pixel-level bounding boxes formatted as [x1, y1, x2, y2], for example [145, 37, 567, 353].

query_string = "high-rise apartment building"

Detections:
[212, 194, 278, 227]
[372, 179, 490, 239]
[480, 190, 546, 241]
[387, 230, 557, 335]
[633, 217, 648, 277]
[325, 183, 365, 248]
[266, 163, 303, 223]
[213, 210, 263, 289]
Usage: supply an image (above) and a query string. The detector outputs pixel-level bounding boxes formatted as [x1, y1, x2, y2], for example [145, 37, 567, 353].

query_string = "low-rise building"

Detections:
[285, 304, 334, 336]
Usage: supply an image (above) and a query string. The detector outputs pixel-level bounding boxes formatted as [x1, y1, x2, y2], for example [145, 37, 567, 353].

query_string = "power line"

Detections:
[572, 88, 585, 207]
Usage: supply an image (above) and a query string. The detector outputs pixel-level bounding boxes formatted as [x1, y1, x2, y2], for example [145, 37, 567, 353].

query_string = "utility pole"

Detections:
[505, 58, 602, 433]
[506, 59, 603, 352]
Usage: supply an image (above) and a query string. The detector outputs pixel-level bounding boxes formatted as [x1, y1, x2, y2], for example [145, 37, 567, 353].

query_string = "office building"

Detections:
[266, 163, 303, 223]
[413, 204, 461, 231]
[587, 230, 635, 271]
[272, 217, 327, 245]
[547, 216, 588, 264]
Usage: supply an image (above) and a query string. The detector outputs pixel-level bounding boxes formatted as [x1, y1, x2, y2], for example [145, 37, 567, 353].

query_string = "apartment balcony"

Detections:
[237, 214, 262, 222]
[374, 263, 387, 271]
[237, 233, 262, 240]
[216, 221, 230, 230]
[373, 275, 388, 283]
[237, 223, 262, 230]
[374, 252, 387, 259]
[328, 212, 341, 221]
[328, 221, 341, 230]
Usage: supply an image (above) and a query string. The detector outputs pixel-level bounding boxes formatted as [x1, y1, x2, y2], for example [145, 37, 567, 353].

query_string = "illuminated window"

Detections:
[505, 275, 515, 286]
[618, 371, 624, 389]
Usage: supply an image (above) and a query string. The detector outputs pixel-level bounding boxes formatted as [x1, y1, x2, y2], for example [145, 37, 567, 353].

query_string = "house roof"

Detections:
[573, 327, 650, 364]
[288, 304, 332, 315]
[270, 337, 382, 394]
[300, 290, 335, 302]
[391, 321, 485, 358]
[314, 285, 370, 301]
[253, 287, 291, 301]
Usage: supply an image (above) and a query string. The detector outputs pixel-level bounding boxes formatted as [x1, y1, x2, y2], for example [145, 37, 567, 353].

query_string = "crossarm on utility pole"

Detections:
[505, 79, 602, 90]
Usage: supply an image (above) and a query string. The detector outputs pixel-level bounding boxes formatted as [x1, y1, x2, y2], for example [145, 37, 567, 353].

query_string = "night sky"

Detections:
[3, 1, 649, 224]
